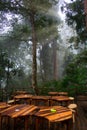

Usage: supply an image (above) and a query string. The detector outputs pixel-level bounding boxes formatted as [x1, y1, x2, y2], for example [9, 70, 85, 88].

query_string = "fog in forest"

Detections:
[0, 0, 87, 97]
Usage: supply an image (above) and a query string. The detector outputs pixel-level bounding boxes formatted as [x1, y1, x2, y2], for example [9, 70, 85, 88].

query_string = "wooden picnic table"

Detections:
[58, 92, 68, 96]
[0, 102, 74, 130]
[14, 94, 73, 107]
[34, 105, 73, 130]
[31, 96, 51, 106]
[15, 90, 28, 94]
[50, 96, 72, 106]
[48, 92, 59, 96]
[48, 92, 68, 96]
[14, 94, 33, 104]
[0, 104, 39, 130]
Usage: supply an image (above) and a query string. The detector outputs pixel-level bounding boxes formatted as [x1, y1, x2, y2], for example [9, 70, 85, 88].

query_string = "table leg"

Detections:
[35, 118, 39, 130]
[48, 121, 51, 130]
[25, 116, 29, 130]
[0, 116, 8, 130]
[11, 118, 15, 130]
[67, 118, 73, 130]
[0, 116, 2, 130]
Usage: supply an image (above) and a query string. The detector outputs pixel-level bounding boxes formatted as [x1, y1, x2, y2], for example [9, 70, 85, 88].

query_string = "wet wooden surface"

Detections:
[0, 96, 87, 130]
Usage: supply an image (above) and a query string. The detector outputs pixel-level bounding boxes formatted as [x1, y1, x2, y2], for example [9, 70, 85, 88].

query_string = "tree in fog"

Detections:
[0, 0, 60, 94]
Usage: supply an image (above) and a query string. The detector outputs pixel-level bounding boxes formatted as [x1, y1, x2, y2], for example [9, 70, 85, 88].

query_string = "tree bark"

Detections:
[30, 12, 39, 95]
[84, 0, 87, 29]
[52, 41, 58, 80]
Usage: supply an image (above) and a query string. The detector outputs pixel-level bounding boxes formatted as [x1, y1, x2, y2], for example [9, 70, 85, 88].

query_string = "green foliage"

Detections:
[0, 50, 26, 100]
[64, 0, 87, 42]
[62, 49, 87, 96]
[0, 0, 61, 95]
[0, 51, 13, 80]
[38, 80, 65, 95]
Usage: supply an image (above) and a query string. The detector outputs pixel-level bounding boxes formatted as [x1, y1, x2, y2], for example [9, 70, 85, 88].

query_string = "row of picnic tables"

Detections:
[13, 94, 74, 106]
[0, 93, 75, 130]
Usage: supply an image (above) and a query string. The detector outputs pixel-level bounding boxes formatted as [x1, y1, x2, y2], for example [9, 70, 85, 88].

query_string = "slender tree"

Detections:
[0, 0, 59, 94]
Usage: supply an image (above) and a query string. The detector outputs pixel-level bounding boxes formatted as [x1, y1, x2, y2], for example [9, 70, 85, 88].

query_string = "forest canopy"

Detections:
[0, 0, 87, 98]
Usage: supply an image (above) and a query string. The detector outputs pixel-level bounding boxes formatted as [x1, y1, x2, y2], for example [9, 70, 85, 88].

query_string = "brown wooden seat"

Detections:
[69, 97, 75, 104]
[7, 99, 15, 104]
[68, 103, 77, 123]
[68, 103, 77, 110]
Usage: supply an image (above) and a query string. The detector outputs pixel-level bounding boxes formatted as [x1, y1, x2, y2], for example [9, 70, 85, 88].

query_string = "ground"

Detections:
[74, 95, 87, 130]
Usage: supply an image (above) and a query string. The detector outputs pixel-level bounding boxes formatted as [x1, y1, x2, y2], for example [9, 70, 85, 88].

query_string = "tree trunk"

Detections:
[30, 12, 39, 95]
[84, 0, 87, 29]
[52, 41, 58, 80]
